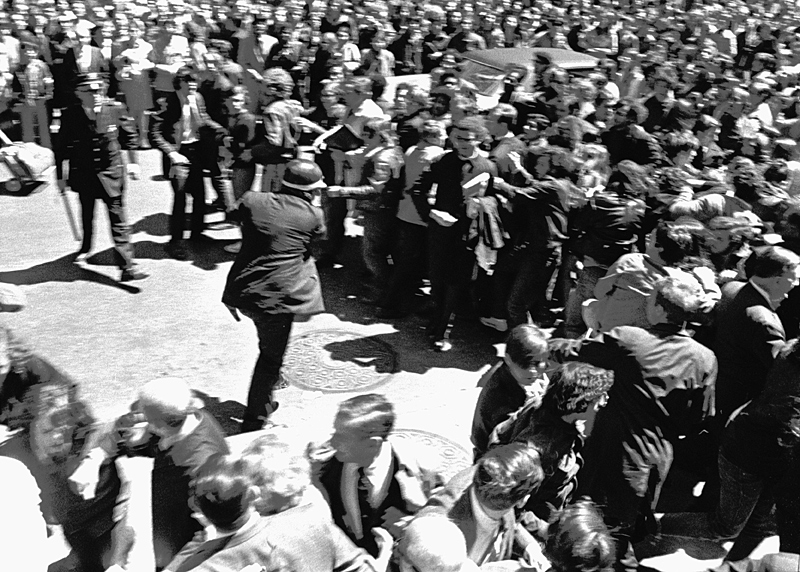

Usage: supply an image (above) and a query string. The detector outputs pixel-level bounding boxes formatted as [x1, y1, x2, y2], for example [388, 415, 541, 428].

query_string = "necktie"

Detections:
[356, 466, 373, 531]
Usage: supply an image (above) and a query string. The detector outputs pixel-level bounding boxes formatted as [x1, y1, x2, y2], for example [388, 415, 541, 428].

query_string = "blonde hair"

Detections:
[399, 515, 468, 572]
[241, 434, 310, 515]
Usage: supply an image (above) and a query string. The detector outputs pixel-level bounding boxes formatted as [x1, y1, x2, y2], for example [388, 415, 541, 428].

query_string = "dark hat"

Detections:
[76, 72, 105, 92]
[282, 159, 325, 192]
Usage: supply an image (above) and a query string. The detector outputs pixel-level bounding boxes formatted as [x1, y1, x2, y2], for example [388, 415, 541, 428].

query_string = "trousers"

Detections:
[77, 177, 134, 270]
[240, 310, 294, 430]
[169, 142, 205, 242]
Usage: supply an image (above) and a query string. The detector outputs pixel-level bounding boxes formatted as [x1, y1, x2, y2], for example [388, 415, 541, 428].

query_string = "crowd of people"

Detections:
[5, 0, 800, 570]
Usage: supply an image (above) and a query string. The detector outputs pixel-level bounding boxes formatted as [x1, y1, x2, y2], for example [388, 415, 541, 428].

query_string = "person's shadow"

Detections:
[193, 390, 246, 436]
[130, 213, 171, 237]
[321, 322, 499, 376]
[0, 253, 141, 293]
[90, 238, 239, 272]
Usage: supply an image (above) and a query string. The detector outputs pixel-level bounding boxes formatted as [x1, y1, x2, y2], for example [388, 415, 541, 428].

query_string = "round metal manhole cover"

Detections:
[392, 428, 472, 482]
[282, 328, 397, 393]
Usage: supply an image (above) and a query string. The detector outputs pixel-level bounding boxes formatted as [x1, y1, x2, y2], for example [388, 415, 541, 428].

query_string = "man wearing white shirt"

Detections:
[714, 246, 800, 425]
[419, 443, 544, 567]
[151, 67, 226, 260]
[310, 394, 444, 559]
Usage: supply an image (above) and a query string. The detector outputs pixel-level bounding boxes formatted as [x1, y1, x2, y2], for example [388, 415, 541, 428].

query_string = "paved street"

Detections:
[0, 148, 779, 571]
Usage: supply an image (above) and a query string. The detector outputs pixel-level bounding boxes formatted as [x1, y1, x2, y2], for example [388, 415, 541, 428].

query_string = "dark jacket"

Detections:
[492, 403, 583, 527]
[150, 91, 226, 159]
[713, 282, 786, 423]
[222, 189, 325, 316]
[50, 45, 108, 107]
[227, 110, 259, 168]
[117, 410, 229, 569]
[419, 467, 517, 564]
[311, 438, 442, 557]
[60, 99, 137, 197]
[395, 110, 428, 151]
[493, 174, 578, 251]
[412, 150, 497, 231]
[470, 361, 526, 459]
[568, 190, 646, 266]
[601, 123, 665, 167]
[721, 354, 800, 480]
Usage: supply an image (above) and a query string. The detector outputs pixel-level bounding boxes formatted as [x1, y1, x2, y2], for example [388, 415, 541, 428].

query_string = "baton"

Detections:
[59, 188, 81, 241]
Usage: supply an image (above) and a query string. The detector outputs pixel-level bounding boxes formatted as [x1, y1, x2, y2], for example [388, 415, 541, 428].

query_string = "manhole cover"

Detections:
[392, 428, 472, 482]
[282, 328, 397, 393]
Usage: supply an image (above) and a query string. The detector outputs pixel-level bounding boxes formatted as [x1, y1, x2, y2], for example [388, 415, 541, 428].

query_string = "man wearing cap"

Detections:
[222, 159, 326, 432]
[58, 73, 148, 282]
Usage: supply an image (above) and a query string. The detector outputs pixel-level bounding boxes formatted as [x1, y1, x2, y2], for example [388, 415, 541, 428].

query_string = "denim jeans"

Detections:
[361, 209, 396, 298]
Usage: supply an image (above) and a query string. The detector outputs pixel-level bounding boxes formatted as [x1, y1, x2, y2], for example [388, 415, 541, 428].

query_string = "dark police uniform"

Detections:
[61, 96, 138, 273]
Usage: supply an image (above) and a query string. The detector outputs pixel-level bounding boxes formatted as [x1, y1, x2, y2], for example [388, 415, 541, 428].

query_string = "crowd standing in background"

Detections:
[7, 0, 800, 570]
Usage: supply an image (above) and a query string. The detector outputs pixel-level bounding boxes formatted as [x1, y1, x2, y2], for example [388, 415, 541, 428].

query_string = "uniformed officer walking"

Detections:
[57, 73, 148, 282]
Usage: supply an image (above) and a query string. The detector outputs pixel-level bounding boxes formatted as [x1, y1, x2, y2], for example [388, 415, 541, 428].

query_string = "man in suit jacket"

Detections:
[239, 434, 375, 572]
[714, 246, 800, 425]
[418, 443, 544, 567]
[412, 116, 497, 351]
[222, 160, 327, 432]
[58, 73, 148, 282]
[151, 66, 226, 260]
[309, 394, 444, 559]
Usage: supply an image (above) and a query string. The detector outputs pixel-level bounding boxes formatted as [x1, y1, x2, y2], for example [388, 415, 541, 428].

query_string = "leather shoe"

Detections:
[433, 339, 453, 352]
[120, 266, 150, 282]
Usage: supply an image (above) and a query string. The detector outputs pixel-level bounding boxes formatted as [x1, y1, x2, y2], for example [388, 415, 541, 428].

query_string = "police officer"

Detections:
[57, 72, 148, 282]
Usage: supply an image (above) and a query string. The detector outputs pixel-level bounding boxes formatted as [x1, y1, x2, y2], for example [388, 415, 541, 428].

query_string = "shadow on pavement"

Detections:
[92, 238, 238, 272]
[0, 253, 141, 293]
[315, 236, 502, 374]
[322, 322, 499, 375]
[131, 213, 171, 237]
[194, 390, 246, 436]
[636, 534, 727, 561]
